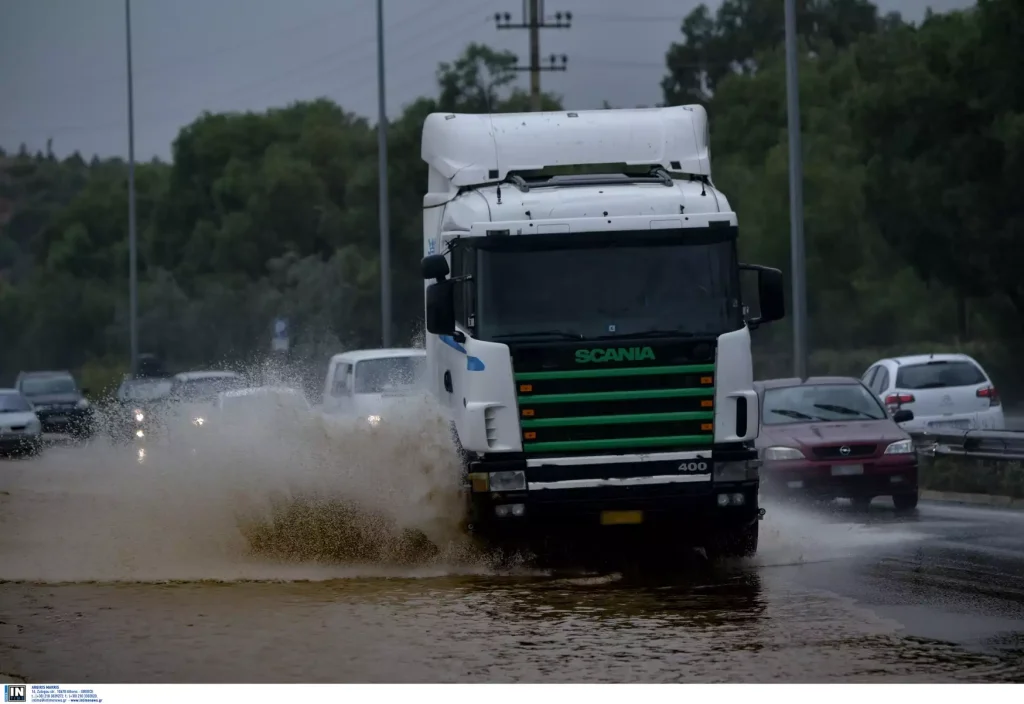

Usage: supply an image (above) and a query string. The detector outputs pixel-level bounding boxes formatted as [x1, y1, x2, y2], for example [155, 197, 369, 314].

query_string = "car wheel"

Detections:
[893, 490, 919, 512]
[706, 521, 759, 560]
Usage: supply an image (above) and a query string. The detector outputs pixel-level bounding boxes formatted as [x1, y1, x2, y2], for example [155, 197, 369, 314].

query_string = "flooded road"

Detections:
[2, 423, 1024, 683]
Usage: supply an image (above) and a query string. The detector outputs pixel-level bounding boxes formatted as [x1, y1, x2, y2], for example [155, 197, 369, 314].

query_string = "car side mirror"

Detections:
[426, 280, 457, 336]
[421, 254, 450, 281]
[892, 409, 914, 423]
[739, 264, 785, 327]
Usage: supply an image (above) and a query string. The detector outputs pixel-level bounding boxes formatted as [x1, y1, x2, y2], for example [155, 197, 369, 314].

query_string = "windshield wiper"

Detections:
[594, 329, 697, 340]
[813, 403, 878, 419]
[770, 408, 820, 421]
[493, 329, 589, 341]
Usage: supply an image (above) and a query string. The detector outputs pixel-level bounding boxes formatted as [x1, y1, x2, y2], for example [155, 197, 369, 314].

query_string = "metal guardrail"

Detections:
[909, 429, 1024, 461]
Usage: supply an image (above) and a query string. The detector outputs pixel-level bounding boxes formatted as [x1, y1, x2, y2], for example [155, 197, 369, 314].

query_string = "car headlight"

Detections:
[134, 409, 145, 422]
[76, 398, 90, 409]
[26, 419, 41, 433]
[489, 470, 526, 492]
[366, 415, 381, 427]
[763, 446, 805, 461]
[884, 439, 913, 455]
[192, 416, 205, 427]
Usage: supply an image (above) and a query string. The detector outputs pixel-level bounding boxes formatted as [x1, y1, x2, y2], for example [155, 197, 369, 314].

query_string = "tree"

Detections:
[662, 0, 886, 105]
[852, 0, 1024, 328]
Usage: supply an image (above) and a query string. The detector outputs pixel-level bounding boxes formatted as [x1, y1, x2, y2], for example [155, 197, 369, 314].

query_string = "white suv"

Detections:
[861, 353, 1004, 432]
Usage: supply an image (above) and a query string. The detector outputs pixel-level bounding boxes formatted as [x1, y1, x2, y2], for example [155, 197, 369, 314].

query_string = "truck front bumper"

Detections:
[464, 451, 761, 544]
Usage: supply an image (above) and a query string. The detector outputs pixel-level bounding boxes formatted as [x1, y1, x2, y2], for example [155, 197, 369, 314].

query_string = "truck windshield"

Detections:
[473, 233, 741, 340]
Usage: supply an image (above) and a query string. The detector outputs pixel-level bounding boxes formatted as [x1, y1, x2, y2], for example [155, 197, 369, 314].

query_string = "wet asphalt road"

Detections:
[1, 499, 1023, 682]
[1, 436, 1024, 683]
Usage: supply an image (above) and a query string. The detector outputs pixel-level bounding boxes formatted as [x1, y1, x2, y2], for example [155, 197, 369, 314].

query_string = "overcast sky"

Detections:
[0, 0, 974, 160]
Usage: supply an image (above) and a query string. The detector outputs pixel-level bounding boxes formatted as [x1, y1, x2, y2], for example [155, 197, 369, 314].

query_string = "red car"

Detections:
[754, 376, 919, 511]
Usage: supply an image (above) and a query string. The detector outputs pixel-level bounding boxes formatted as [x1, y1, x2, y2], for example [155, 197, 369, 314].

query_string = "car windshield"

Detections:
[762, 383, 887, 425]
[354, 357, 426, 394]
[21, 375, 77, 396]
[0, 393, 32, 413]
[172, 376, 245, 401]
[117, 379, 173, 402]
[895, 361, 986, 390]
[472, 232, 742, 340]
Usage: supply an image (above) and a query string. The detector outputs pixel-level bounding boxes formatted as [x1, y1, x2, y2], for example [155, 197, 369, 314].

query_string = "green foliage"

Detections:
[921, 455, 1024, 500]
[3, 1, 1024, 405]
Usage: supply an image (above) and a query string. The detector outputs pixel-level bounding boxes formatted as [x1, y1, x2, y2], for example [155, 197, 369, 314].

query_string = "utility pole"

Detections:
[376, 0, 392, 347]
[125, 0, 139, 377]
[784, 0, 808, 378]
[495, 1, 571, 111]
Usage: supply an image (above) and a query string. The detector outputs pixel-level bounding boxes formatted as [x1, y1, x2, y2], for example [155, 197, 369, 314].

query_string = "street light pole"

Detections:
[784, 0, 808, 378]
[376, 0, 392, 347]
[125, 0, 139, 377]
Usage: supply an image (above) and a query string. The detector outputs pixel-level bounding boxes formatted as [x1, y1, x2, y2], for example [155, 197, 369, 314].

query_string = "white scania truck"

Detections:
[418, 106, 785, 561]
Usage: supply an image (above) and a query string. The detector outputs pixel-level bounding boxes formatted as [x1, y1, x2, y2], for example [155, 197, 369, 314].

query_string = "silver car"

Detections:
[0, 388, 43, 456]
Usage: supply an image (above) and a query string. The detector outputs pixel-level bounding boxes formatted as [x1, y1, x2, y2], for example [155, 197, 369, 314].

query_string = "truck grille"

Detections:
[513, 362, 715, 454]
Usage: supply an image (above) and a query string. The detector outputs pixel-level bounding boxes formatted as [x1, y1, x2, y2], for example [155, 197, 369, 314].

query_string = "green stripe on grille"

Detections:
[520, 388, 714, 404]
[514, 364, 715, 381]
[522, 435, 714, 453]
[521, 411, 713, 428]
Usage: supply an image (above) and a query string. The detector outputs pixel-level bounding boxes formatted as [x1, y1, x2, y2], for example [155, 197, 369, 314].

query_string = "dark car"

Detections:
[108, 376, 174, 443]
[14, 370, 95, 438]
[754, 376, 918, 511]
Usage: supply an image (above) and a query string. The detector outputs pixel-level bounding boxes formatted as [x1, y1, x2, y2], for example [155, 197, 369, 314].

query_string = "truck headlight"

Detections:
[884, 439, 913, 455]
[134, 409, 145, 422]
[76, 398, 90, 409]
[489, 470, 526, 492]
[714, 460, 759, 482]
[192, 416, 205, 427]
[366, 415, 381, 427]
[763, 446, 805, 461]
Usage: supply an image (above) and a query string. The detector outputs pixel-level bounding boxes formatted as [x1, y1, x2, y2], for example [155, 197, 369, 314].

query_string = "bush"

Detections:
[919, 454, 1024, 499]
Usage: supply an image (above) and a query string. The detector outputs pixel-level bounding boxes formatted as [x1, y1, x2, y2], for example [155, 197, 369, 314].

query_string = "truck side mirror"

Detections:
[421, 254, 450, 281]
[426, 280, 457, 336]
[739, 264, 785, 327]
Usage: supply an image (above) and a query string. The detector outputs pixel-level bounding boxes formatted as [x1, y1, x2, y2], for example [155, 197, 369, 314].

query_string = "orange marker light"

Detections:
[701, 423, 713, 431]
[519, 384, 533, 393]
[701, 376, 713, 384]
[522, 409, 535, 417]
[524, 431, 537, 440]
[701, 399, 713, 408]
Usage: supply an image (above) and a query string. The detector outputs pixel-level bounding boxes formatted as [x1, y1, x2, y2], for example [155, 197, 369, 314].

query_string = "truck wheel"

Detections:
[706, 521, 759, 560]
[892, 490, 919, 512]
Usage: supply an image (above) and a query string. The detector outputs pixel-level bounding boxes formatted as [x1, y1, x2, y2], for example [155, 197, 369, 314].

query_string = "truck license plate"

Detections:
[600, 510, 643, 525]
[831, 464, 864, 476]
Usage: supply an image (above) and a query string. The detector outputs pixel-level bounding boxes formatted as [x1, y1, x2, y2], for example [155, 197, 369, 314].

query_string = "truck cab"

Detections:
[417, 106, 785, 562]
[321, 348, 428, 425]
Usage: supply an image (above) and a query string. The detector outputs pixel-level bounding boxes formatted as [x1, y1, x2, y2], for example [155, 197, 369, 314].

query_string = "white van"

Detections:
[321, 348, 427, 424]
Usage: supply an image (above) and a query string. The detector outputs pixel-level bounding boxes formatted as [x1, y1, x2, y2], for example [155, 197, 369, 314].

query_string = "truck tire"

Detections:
[706, 521, 759, 560]
[892, 490, 919, 513]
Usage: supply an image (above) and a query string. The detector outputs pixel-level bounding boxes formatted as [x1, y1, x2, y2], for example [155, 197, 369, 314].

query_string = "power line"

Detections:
[575, 13, 686, 24]
[495, 0, 571, 110]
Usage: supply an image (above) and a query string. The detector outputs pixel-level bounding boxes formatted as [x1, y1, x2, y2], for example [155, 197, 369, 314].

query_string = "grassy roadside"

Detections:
[918, 454, 1024, 500]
